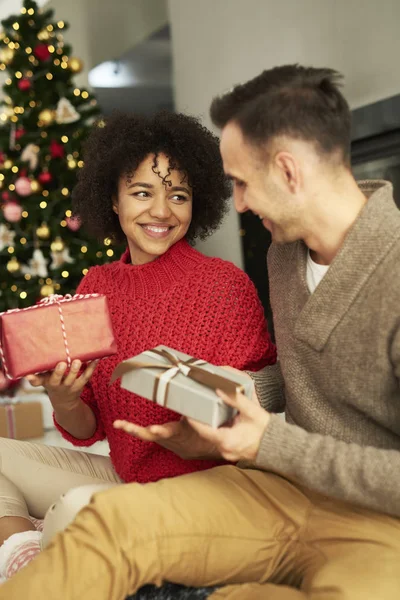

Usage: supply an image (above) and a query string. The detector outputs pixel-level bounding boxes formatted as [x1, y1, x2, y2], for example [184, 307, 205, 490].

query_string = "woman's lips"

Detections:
[139, 224, 174, 239]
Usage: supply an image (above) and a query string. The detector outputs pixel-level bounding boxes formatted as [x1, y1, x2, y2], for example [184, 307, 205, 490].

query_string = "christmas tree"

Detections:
[0, 0, 116, 312]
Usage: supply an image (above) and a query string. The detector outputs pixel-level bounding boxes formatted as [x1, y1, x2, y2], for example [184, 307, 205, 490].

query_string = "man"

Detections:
[2, 65, 400, 600]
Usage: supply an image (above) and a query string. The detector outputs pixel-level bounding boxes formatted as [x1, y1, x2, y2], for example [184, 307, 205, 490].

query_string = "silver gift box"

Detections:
[111, 345, 254, 428]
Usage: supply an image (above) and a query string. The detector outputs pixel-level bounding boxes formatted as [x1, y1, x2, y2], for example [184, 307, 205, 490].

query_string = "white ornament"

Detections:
[0, 223, 15, 252]
[55, 98, 80, 124]
[50, 247, 74, 269]
[21, 144, 40, 170]
[22, 249, 48, 278]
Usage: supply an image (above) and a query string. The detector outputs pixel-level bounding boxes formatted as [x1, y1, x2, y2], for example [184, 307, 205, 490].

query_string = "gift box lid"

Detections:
[112, 345, 254, 406]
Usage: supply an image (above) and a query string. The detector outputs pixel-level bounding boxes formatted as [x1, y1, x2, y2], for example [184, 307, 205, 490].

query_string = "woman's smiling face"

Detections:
[113, 153, 193, 265]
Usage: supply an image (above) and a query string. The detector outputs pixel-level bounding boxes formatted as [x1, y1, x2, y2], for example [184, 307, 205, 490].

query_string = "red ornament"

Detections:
[66, 216, 81, 231]
[18, 78, 32, 92]
[15, 127, 26, 140]
[15, 176, 32, 197]
[50, 139, 65, 159]
[38, 171, 53, 185]
[34, 44, 51, 62]
[0, 152, 5, 165]
[3, 201, 22, 223]
[1, 191, 10, 202]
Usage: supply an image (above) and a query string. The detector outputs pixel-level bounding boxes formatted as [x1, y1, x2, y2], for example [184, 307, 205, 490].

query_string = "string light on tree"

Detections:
[40, 284, 54, 296]
[38, 108, 54, 126]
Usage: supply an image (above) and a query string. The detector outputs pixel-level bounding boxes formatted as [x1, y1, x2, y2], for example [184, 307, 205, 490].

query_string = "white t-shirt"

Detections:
[306, 250, 330, 293]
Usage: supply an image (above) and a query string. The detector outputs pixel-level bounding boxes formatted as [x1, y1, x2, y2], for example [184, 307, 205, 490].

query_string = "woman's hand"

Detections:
[27, 359, 99, 440]
[113, 416, 221, 460]
[114, 388, 270, 463]
[27, 359, 98, 410]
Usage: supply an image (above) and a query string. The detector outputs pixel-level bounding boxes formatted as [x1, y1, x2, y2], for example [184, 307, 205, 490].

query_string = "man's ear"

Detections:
[274, 151, 300, 194]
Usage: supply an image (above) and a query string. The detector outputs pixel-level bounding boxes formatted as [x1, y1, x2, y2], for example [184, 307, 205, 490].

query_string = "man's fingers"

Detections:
[216, 388, 255, 415]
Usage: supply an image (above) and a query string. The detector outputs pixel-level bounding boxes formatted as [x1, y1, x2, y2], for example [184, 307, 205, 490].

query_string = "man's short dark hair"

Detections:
[210, 64, 351, 165]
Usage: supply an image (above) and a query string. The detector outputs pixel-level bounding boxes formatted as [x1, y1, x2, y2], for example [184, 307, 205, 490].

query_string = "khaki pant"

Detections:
[0, 437, 120, 547]
[1, 464, 400, 599]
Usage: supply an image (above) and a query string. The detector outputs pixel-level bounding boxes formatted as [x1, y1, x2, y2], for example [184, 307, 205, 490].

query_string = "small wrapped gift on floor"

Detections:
[0, 401, 43, 440]
[0, 293, 117, 380]
[111, 345, 254, 428]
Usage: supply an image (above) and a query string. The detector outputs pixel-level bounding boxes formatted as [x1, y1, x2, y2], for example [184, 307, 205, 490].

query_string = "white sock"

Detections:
[0, 530, 42, 578]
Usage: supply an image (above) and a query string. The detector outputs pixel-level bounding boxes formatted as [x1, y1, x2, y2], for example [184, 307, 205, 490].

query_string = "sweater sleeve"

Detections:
[53, 268, 107, 446]
[255, 326, 400, 517]
[248, 362, 285, 413]
[212, 264, 277, 385]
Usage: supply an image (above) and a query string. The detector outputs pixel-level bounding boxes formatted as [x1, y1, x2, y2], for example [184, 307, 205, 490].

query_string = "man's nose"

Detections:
[233, 190, 248, 213]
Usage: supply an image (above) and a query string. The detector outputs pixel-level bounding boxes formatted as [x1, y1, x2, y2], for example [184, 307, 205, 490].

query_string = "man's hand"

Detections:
[113, 388, 270, 463]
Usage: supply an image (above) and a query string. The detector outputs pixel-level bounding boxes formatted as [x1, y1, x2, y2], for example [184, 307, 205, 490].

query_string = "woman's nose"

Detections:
[149, 196, 171, 219]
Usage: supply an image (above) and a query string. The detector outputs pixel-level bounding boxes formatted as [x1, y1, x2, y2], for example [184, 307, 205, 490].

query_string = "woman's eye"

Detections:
[171, 194, 187, 203]
[134, 191, 149, 198]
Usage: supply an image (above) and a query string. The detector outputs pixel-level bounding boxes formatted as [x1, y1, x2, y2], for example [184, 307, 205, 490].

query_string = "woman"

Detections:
[0, 112, 276, 579]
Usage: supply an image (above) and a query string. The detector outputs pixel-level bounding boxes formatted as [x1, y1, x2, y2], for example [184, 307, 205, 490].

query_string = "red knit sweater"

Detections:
[55, 239, 276, 483]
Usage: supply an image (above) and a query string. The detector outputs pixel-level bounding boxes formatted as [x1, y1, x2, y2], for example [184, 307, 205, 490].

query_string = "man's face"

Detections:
[220, 122, 302, 243]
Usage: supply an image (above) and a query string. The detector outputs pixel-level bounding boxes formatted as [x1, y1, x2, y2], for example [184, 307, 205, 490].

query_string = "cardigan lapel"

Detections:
[294, 181, 400, 351]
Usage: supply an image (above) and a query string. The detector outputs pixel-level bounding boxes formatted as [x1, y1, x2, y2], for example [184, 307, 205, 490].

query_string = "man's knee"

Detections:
[42, 483, 116, 548]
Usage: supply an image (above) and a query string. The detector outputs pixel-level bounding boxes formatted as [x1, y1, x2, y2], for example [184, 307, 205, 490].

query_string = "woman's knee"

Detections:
[42, 483, 116, 548]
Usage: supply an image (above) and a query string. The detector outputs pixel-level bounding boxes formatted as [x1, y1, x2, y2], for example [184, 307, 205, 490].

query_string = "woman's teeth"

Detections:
[142, 226, 170, 233]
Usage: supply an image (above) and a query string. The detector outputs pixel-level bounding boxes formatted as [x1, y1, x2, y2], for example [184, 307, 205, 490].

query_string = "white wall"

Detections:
[169, 0, 400, 267]
[45, 0, 168, 85]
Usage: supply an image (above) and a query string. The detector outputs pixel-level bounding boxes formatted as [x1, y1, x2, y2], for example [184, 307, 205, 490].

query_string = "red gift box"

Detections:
[0, 293, 117, 379]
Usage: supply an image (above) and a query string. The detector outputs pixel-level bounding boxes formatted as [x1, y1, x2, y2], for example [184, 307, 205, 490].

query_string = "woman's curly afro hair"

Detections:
[72, 111, 232, 244]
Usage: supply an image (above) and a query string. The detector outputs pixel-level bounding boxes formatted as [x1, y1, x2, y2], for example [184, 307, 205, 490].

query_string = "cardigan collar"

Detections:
[294, 180, 400, 350]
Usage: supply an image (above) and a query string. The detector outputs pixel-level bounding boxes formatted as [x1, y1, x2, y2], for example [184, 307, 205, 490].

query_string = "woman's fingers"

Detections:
[113, 420, 157, 442]
[76, 360, 99, 386]
[62, 360, 82, 387]
[113, 420, 179, 442]
[47, 362, 67, 387]
[25, 374, 45, 387]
